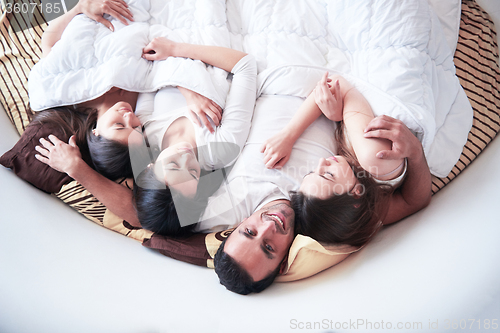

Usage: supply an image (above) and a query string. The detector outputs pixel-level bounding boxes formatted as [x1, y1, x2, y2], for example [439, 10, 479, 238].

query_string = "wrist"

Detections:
[72, 2, 84, 15]
[281, 126, 300, 142]
[66, 158, 88, 180]
[172, 42, 187, 58]
[407, 144, 425, 163]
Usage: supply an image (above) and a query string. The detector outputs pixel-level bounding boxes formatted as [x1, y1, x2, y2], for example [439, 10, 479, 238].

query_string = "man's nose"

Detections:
[259, 217, 276, 235]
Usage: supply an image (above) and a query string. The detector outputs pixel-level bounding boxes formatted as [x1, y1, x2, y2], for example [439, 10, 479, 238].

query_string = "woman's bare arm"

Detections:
[337, 75, 405, 180]
[260, 72, 342, 169]
[35, 135, 140, 227]
[41, 0, 133, 57]
[142, 37, 247, 72]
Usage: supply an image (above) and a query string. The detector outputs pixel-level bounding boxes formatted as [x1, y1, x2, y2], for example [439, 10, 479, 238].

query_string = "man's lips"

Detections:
[268, 212, 286, 231]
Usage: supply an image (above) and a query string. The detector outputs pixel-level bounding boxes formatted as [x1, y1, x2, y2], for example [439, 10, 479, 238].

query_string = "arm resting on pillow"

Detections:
[364, 116, 432, 225]
[41, 0, 133, 57]
[35, 135, 140, 226]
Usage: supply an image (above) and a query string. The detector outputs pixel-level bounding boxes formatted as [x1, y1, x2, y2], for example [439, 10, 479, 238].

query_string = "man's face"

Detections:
[223, 200, 295, 282]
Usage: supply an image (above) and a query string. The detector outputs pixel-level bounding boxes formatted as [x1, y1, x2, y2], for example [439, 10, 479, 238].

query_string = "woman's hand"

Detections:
[35, 135, 84, 177]
[260, 131, 294, 169]
[142, 37, 178, 61]
[178, 87, 222, 133]
[314, 72, 343, 122]
[77, 0, 134, 31]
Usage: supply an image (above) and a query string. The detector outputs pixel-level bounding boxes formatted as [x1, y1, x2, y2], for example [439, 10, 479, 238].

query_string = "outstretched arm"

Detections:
[364, 116, 432, 224]
[142, 37, 246, 72]
[35, 135, 141, 227]
[260, 91, 322, 168]
[261, 72, 342, 169]
[41, 0, 133, 57]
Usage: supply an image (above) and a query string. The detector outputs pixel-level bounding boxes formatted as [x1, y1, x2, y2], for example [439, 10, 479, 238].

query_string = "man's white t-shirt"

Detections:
[195, 94, 338, 233]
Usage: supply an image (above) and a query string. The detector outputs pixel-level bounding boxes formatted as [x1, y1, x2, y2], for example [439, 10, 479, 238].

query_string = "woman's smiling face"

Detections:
[299, 156, 358, 199]
[153, 142, 201, 198]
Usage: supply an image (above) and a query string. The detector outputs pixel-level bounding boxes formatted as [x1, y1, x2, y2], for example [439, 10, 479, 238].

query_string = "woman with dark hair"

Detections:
[35, 1, 257, 234]
[128, 37, 256, 235]
[258, 72, 414, 246]
[38, 0, 226, 182]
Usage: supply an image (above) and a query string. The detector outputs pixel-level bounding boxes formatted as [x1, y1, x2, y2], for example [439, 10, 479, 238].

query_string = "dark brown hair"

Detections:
[291, 120, 392, 247]
[85, 108, 134, 180]
[214, 237, 281, 295]
[132, 165, 200, 236]
[291, 166, 385, 247]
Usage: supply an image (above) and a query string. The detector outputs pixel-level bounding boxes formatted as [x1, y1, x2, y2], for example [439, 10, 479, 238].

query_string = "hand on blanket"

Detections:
[314, 72, 343, 122]
[260, 131, 294, 169]
[142, 37, 177, 61]
[178, 87, 222, 133]
[363, 115, 421, 160]
[35, 135, 83, 177]
[77, 0, 134, 31]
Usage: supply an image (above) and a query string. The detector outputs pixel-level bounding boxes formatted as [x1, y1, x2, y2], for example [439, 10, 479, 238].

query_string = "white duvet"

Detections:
[28, 0, 471, 177]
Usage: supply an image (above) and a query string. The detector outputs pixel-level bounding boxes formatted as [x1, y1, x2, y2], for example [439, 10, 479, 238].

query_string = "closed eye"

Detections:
[167, 161, 180, 169]
[324, 172, 335, 180]
[303, 171, 314, 179]
[190, 169, 199, 181]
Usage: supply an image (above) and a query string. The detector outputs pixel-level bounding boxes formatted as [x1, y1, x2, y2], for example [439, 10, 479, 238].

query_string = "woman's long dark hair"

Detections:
[133, 165, 207, 237]
[85, 108, 133, 180]
[31, 106, 92, 163]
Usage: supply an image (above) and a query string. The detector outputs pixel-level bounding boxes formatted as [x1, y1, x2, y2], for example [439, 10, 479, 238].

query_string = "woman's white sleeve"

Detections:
[212, 54, 257, 150]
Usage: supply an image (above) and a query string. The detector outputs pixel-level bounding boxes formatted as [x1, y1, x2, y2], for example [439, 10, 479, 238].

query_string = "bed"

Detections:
[1, 0, 499, 332]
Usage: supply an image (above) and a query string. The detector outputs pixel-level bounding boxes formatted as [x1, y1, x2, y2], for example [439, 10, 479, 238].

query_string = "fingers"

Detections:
[47, 134, 64, 145]
[102, 0, 134, 26]
[274, 156, 289, 169]
[333, 79, 340, 97]
[108, 0, 134, 23]
[205, 106, 220, 126]
[142, 49, 158, 61]
[209, 101, 223, 123]
[142, 41, 158, 60]
[364, 115, 397, 133]
[375, 150, 398, 160]
[260, 141, 268, 154]
[198, 111, 214, 133]
[321, 71, 329, 84]
[35, 144, 49, 157]
[69, 135, 78, 148]
[363, 128, 396, 142]
[34, 153, 49, 165]
[38, 137, 54, 151]
[93, 15, 114, 31]
[188, 109, 202, 128]
[265, 155, 280, 169]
